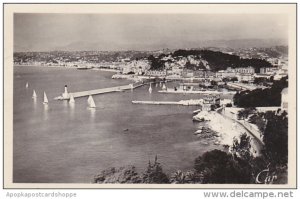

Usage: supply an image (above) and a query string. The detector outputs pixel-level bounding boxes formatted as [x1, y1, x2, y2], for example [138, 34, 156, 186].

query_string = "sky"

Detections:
[14, 14, 288, 52]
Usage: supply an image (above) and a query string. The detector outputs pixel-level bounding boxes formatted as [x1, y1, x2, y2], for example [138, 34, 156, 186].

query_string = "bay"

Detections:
[13, 66, 224, 183]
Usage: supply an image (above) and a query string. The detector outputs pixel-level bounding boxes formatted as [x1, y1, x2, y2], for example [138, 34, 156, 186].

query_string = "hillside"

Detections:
[148, 49, 273, 73]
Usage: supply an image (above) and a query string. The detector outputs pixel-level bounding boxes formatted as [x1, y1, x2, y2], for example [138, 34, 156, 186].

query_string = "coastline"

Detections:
[193, 110, 262, 156]
[15, 64, 259, 155]
[14, 64, 72, 68]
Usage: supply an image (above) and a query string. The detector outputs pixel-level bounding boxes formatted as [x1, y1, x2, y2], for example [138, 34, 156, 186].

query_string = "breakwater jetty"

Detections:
[71, 84, 141, 98]
[132, 99, 203, 106]
[158, 90, 236, 95]
[54, 78, 175, 100]
[55, 82, 145, 100]
[132, 101, 181, 105]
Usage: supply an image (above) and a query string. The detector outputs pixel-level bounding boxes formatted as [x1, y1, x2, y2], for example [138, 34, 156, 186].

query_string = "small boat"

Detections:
[87, 95, 92, 104]
[32, 90, 37, 98]
[54, 96, 63, 100]
[148, 83, 152, 93]
[77, 66, 88, 70]
[77, 66, 93, 70]
[69, 94, 75, 103]
[194, 129, 203, 135]
[193, 109, 201, 114]
[192, 116, 204, 122]
[43, 92, 48, 104]
[88, 95, 96, 108]
[162, 83, 166, 90]
[25, 82, 29, 88]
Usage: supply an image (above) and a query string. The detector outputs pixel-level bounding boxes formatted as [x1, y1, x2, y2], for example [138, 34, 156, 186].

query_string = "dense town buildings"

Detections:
[14, 46, 288, 86]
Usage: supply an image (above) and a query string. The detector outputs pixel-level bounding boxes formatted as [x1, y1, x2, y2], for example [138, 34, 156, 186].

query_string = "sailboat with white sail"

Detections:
[43, 92, 49, 104]
[162, 82, 166, 90]
[25, 82, 29, 88]
[32, 90, 37, 98]
[148, 83, 152, 93]
[87, 95, 96, 108]
[69, 94, 75, 103]
[87, 95, 92, 104]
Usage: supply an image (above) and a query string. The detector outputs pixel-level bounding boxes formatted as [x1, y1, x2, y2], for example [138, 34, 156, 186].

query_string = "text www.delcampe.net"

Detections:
[203, 191, 294, 198]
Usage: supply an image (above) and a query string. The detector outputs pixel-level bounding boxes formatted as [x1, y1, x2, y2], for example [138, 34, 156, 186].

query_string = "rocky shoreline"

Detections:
[193, 111, 245, 147]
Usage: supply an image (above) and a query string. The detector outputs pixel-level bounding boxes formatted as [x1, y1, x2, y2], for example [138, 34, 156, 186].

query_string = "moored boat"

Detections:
[32, 90, 37, 98]
[194, 129, 203, 135]
[148, 83, 152, 93]
[43, 92, 49, 104]
[77, 66, 93, 70]
[193, 109, 201, 114]
[87, 95, 96, 108]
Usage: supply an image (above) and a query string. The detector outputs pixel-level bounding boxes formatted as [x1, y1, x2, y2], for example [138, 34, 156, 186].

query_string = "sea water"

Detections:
[13, 66, 225, 183]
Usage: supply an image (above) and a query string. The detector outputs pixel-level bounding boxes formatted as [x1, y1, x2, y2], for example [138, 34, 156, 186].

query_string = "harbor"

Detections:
[54, 80, 171, 100]
[14, 66, 225, 183]
[10, 8, 291, 186]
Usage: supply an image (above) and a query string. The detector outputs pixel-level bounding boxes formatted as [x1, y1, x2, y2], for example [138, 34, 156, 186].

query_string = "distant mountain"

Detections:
[196, 39, 288, 49]
[17, 38, 287, 52]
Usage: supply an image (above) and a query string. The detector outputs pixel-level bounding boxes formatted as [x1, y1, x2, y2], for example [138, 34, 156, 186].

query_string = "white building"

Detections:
[237, 73, 255, 82]
[260, 67, 276, 75]
[234, 66, 255, 74]
[145, 70, 167, 77]
[220, 99, 233, 107]
[216, 70, 236, 79]
[201, 95, 220, 111]
[121, 60, 150, 75]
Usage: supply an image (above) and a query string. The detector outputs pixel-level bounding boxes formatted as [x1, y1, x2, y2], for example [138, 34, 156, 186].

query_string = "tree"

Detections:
[248, 113, 266, 132]
[210, 80, 217, 86]
[194, 150, 252, 183]
[93, 166, 142, 184]
[233, 76, 288, 107]
[141, 156, 169, 184]
[169, 170, 202, 184]
[148, 55, 165, 71]
[147, 49, 273, 72]
[232, 133, 252, 162]
[237, 107, 256, 120]
[226, 103, 233, 107]
[231, 77, 238, 82]
[262, 111, 288, 166]
[185, 61, 198, 70]
[254, 77, 269, 85]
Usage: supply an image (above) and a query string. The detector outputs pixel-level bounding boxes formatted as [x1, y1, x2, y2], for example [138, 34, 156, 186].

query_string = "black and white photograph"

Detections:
[3, 3, 296, 188]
